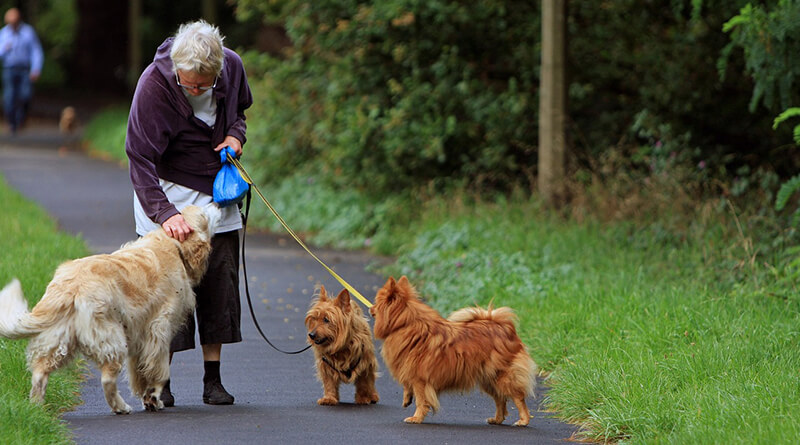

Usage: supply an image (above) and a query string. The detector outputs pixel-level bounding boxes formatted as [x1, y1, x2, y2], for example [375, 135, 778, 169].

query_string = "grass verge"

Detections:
[0, 177, 88, 444]
[383, 194, 800, 444]
[80, 105, 129, 165]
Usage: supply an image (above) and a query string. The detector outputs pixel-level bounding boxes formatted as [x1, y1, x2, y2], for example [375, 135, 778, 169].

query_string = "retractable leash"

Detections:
[240, 190, 311, 355]
[227, 153, 373, 309]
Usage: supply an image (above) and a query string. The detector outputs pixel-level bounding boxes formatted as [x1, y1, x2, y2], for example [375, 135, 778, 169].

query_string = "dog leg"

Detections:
[28, 341, 73, 404]
[402, 385, 414, 407]
[124, 347, 149, 399]
[143, 385, 165, 412]
[487, 395, 509, 425]
[100, 362, 132, 414]
[317, 370, 340, 405]
[405, 383, 434, 424]
[511, 396, 531, 426]
[141, 346, 169, 411]
[29, 366, 49, 404]
[354, 371, 379, 405]
[480, 382, 508, 425]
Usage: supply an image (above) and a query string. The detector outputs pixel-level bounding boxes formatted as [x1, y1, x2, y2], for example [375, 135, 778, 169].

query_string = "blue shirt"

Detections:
[0, 22, 43, 74]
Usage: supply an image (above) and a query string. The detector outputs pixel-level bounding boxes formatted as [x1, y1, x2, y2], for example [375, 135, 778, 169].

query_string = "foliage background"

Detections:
[235, 0, 798, 201]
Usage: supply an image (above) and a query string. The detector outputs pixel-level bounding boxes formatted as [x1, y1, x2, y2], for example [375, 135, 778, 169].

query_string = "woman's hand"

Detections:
[214, 136, 243, 157]
[162, 213, 193, 242]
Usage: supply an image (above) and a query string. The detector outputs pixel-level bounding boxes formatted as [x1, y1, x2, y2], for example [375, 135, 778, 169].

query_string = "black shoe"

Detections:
[160, 380, 175, 407]
[203, 380, 234, 405]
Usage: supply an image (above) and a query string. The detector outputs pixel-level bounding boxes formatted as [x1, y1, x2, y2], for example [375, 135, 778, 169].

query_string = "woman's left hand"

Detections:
[215, 136, 243, 157]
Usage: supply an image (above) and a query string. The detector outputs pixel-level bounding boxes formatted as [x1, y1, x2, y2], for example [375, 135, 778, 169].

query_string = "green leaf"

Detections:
[772, 107, 800, 130]
[775, 174, 800, 211]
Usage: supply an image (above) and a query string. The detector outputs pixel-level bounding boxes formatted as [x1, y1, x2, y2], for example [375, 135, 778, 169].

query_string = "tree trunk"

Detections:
[128, 0, 142, 91]
[202, 0, 217, 24]
[538, 0, 567, 206]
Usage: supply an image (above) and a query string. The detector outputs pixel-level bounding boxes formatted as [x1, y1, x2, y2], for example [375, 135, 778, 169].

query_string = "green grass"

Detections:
[81, 105, 129, 165]
[382, 195, 800, 444]
[0, 177, 88, 444]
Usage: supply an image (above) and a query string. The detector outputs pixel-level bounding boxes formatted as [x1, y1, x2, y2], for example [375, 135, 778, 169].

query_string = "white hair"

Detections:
[170, 20, 225, 76]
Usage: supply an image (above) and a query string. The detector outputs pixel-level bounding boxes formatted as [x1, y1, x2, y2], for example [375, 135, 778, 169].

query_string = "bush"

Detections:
[239, 0, 539, 194]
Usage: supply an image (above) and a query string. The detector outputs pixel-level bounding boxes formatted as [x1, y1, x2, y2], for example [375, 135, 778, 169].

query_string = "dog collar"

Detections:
[321, 354, 362, 380]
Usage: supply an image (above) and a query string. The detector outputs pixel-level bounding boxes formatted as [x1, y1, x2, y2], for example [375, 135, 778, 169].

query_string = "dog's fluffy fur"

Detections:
[305, 286, 379, 406]
[369, 276, 537, 426]
[0, 204, 220, 414]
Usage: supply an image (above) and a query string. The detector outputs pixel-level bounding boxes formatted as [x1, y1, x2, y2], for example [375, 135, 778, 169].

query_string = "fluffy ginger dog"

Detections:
[369, 276, 537, 426]
[305, 286, 379, 405]
[0, 204, 220, 414]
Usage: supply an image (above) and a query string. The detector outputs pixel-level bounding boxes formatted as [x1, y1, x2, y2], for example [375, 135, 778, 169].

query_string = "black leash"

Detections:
[240, 190, 311, 355]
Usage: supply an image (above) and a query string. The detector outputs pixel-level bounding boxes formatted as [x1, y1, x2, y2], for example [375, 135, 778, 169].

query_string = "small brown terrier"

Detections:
[305, 286, 380, 405]
[370, 276, 537, 426]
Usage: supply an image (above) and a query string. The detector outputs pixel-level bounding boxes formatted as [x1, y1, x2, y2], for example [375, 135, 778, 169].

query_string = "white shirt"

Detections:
[184, 88, 217, 126]
[133, 180, 242, 236]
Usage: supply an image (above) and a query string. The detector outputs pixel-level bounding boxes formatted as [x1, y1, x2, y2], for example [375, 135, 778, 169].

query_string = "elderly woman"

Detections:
[125, 20, 253, 406]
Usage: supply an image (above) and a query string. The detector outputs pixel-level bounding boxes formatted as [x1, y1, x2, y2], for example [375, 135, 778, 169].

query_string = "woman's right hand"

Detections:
[162, 213, 193, 242]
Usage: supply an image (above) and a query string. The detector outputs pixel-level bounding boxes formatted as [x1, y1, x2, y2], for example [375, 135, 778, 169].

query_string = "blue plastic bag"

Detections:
[213, 146, 249, 207]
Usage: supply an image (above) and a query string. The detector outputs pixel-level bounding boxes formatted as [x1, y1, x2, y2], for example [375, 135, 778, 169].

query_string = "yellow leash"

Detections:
[227, 154, 373, 308]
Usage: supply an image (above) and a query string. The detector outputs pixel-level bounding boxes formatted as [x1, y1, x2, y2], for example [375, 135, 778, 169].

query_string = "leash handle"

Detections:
[241, 190, 311, 355]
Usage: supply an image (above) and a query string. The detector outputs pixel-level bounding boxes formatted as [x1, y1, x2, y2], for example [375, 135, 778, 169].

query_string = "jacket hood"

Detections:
[153, 37, 176, 80]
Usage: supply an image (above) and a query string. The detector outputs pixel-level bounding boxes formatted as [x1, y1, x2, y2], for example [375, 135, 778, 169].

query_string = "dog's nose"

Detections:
[308, 332, 316, 340]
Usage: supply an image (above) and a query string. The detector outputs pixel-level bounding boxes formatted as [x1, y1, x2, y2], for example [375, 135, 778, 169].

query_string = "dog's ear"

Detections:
[182, 206, 208, 234]
[180, 237, 213, 283]
[334, 289, 351, 312]
[396, 276, 414, 300]
[318, 285, 329, 301]
[380, 276, 398, 303]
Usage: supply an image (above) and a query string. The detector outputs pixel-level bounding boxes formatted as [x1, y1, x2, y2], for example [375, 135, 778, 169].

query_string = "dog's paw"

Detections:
[317, 396, 339, 406]
[403, 416, 424, 424]
[113, 403, 132, 415]
[143, 390, 164, 412]
[487, 416, 505, 425]
[512, 412, 532, 427]
[355, 391, 379, 405]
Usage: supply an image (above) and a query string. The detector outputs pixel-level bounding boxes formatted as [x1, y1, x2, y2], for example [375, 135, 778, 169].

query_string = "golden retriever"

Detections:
[0, 204, 220, 413]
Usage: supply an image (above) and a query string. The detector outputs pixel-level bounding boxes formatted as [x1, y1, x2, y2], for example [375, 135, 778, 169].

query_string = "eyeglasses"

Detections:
[175, 73, 217, 91]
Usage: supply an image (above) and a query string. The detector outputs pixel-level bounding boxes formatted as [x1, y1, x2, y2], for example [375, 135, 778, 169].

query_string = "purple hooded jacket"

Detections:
[126, 37, 253, 226]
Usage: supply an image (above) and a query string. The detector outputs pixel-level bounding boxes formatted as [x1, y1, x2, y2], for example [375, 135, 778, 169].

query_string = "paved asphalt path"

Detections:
[0, 134, 578, 444]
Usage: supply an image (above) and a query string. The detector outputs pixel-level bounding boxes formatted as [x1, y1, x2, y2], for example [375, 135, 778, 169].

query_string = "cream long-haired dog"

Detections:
[0, 204, 220, 414]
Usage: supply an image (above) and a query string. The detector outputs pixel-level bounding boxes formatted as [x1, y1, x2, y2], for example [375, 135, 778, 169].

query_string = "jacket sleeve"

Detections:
[225, 50, 253, 147]
[125, 70, 180, 225]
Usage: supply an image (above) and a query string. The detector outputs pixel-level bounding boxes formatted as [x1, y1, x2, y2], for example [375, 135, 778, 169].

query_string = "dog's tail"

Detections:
[447, 305, 518, 324]
[449, 305, 538, 396]
[0, 279, 34, 338]
[0, 279, 65, 339]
